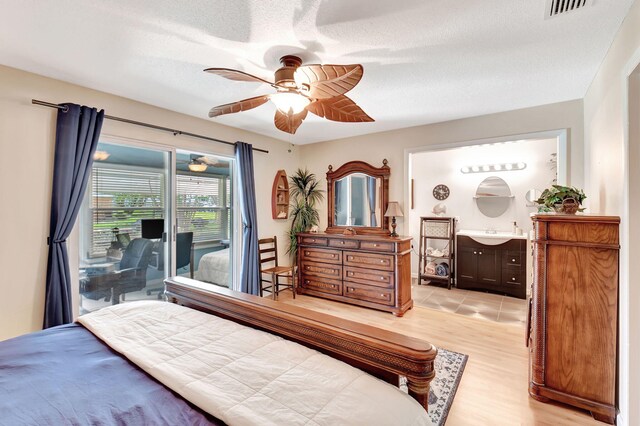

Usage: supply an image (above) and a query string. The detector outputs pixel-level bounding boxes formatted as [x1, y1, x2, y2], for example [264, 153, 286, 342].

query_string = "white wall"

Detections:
[0, 65, 299, 341]
[408, 138, 557, 275]
[583, 1, 640, 425]
[299, 100, 584, 237]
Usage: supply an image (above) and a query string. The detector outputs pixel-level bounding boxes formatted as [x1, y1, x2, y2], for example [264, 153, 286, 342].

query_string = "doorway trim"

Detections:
[619, 44, 640, 426]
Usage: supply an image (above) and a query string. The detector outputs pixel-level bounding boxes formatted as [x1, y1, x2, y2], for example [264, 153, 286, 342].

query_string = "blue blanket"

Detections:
[0, 324, 220, 425]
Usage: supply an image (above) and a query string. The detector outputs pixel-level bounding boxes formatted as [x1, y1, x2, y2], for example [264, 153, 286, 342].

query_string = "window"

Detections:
[176, 174, 230, 242]
[89, 167, 165, 257]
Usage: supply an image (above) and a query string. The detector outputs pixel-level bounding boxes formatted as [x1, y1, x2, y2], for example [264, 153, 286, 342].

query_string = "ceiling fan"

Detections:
[177, 155, 230, 172]
[204, 55, 374, 134]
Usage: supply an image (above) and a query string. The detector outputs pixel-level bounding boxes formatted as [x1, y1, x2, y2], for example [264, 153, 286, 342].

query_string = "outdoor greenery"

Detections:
[535, 184, 587, 212]
[287, 169, 324, 259]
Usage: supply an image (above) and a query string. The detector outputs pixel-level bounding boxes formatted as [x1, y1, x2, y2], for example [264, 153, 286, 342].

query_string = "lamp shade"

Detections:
[384, 201, 404, 218]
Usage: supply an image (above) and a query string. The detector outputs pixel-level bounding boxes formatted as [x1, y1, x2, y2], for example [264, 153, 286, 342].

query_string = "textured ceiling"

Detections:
[0, 0, 634, 144]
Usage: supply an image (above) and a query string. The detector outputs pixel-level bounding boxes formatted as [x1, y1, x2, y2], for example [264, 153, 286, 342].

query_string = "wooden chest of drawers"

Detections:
[297, 233, 413, 316]
[529, 214, 620, 424]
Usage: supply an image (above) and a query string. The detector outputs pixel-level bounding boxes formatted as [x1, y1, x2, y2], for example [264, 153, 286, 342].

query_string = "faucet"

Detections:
[485, 227, 497, 235]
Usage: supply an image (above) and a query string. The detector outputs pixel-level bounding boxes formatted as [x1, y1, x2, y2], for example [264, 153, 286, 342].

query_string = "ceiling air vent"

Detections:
[546, 0, 591, 18]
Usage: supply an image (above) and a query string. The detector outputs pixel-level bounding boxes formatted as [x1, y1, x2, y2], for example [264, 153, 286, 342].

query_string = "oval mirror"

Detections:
[525, 188, 542, 204]
[475, 176, 512, 218]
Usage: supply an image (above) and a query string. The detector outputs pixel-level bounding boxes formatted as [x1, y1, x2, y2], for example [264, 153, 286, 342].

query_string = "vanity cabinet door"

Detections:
[457, 246, 478, 282]
[476, 248, 499, 284]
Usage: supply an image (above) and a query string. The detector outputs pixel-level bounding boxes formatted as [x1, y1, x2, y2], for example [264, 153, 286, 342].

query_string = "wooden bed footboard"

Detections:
[164, 277, 437, 411]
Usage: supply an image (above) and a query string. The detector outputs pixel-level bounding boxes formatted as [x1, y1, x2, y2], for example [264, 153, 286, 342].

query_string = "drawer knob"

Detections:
[380, 294, 384, 297]
[340, 241, 345, 244]
[373, 244, 379, 247]
[332, 285, 335, 288]
[473, 251, 477, 255]
[512, 277, 516, 281]
[380, 276, 385, 280]
[380, 260, 384, 263]
[512, 258, 516, 262]
[479, 251, 483, 255]
[305, 252, 310, 255]
[332, 255, 336, 258]
[310, 239, 315, 242]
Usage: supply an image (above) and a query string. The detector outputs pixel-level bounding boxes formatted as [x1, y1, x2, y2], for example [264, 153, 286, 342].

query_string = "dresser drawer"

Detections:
[503, 251, 522, 267]
[300, 236, 328, 246]
[300, 248, 342, 265]
[344, 251, 394, 271]
[359, 240, 395, 253]
[344, 282, 394, 306]
[300, 276, 342, 295]
[328, 238, 359, 249]
[344, 266, 394, 288]
[300, 261, 342, 280]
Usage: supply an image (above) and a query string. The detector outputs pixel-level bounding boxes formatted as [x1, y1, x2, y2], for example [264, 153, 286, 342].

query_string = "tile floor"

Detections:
[412, 281, 528, 326]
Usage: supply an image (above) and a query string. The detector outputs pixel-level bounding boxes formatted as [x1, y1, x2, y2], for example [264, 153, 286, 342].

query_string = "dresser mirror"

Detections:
[326, 160, 390, 235]
[474, 176, 513, 218]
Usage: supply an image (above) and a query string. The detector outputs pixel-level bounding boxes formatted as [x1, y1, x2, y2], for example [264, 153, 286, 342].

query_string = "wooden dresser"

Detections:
[296, 233, 413, 316]
[529, 214, 620, 424]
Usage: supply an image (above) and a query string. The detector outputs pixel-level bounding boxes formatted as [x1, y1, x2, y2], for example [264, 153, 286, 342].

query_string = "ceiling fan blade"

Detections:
[306, 95, 374, 123]
[204, 68, 274, 85]
[294, 64, 363, 99]
[274, 109, 308, 134]
[208, 95, 270, 118]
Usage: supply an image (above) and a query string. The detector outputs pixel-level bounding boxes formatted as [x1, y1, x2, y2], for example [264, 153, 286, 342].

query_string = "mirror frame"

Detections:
[326, 159, 390, 235]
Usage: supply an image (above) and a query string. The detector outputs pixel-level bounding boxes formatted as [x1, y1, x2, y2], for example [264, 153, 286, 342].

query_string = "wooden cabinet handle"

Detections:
[473, 251, 477, 255]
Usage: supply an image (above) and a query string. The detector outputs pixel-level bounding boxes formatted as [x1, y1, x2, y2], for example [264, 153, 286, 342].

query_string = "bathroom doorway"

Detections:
[406, 133, 566, 324]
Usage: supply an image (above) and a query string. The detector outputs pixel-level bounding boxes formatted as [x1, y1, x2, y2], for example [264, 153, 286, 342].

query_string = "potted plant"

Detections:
[535, 184, 587, 214]
[287, 168, 324, 259]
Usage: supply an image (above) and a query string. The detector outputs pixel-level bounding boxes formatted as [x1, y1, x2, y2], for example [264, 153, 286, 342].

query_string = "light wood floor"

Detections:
[277, 290, 600, 426]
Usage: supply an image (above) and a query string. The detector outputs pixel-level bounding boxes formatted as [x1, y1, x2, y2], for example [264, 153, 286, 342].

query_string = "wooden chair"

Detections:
[259, 236, 295, 300]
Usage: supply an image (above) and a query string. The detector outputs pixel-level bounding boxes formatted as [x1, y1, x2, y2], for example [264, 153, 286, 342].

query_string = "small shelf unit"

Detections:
[271, 170, 289, 220]
[418, 217, 456, 289]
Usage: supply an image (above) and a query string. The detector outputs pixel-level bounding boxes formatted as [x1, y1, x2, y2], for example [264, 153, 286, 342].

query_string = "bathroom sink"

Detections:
[456, 229, 528, 245]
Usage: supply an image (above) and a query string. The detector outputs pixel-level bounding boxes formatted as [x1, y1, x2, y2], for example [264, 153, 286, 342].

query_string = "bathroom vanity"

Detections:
[455, 230, 527, 299]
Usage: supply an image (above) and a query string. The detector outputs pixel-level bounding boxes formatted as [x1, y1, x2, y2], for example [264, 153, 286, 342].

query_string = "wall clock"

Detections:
[433, 184, 450, 201]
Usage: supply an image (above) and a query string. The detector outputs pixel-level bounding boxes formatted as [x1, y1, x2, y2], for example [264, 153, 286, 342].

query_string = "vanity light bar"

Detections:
[460, 162, 526, 174]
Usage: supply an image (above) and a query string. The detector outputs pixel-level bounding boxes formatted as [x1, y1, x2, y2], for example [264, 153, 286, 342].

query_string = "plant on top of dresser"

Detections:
[535, 184, 586, 214]
[287, 168, 324, 258]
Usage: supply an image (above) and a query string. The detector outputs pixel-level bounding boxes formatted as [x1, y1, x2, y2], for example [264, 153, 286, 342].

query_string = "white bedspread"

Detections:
[78, 301, 431, 426]
[196, 248, 230, 287]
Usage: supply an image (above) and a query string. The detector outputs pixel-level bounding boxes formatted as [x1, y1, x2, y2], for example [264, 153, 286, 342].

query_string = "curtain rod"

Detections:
[31, 99, 269, 154]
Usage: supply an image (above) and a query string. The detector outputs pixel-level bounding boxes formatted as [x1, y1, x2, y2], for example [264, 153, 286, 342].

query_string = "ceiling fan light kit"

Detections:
[205, 55, 373, 134]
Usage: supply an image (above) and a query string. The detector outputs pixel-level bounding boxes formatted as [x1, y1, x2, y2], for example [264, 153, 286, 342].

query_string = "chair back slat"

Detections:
[258, 236, 279, 268]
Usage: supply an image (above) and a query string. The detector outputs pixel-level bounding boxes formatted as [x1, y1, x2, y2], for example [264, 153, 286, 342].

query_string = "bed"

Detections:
[196, 248, 230, 286]
[0, 277, 437, 425]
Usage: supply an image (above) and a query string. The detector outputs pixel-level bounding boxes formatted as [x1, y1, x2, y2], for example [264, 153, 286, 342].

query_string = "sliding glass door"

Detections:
[78, 141, 173, 314]
[77, 141, 236, 314]
[174, 150, 234, 288]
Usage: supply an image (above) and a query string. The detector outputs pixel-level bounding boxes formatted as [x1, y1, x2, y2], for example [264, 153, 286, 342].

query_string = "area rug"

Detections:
[400, 348, 468, 426]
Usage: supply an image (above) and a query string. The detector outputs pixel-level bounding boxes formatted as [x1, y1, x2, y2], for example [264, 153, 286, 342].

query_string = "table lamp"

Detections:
[384, 202, 404, 237]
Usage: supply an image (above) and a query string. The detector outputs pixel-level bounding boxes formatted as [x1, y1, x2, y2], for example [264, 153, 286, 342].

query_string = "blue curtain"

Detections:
[235, 142, 260, 295]
[366, 176, 377, 227]
[44, 104, 104, 328]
